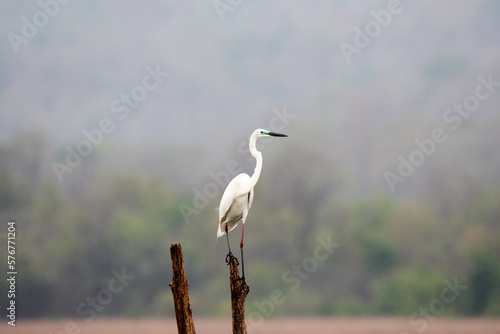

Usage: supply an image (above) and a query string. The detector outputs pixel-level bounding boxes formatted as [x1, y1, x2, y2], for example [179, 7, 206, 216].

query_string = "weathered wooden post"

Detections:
[169, 243, 249, 334]
[169, 243, 196, 334]
[228, 254, 250, 334]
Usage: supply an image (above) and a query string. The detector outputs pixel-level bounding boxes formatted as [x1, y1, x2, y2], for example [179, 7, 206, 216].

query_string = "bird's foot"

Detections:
[225, 252, 239, 265]
[235, 276, 250, 294]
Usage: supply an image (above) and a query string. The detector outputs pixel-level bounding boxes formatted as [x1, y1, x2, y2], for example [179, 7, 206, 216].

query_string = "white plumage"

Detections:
[216, 128, 287, 283]
[217, 173, 254, 238]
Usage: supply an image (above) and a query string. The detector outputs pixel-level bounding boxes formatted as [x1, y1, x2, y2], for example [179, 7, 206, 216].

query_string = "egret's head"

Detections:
[254, 128, 288, 138]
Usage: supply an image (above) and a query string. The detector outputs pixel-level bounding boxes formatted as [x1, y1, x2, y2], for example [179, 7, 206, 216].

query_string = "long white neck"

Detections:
[249, 135, 263, 188]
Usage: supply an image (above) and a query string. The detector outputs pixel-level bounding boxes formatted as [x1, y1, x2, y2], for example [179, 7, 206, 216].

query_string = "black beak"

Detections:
[268, 132, 288, 137]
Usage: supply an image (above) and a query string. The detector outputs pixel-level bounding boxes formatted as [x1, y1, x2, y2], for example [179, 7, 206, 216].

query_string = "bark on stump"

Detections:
[228, 254, 250, 334]
[169, 243, 196, 334]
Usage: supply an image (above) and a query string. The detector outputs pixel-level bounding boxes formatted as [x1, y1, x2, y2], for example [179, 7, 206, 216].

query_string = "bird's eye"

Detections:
[260, 131, 264, 134]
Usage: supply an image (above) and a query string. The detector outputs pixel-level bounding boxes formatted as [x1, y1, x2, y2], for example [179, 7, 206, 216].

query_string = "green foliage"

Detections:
[355, 199, 398, 275]
[1, 132, 499, 318]
[461, 252, 500, 316]
[361, 235, 397, 275]
[371, 269, 448, 315]
[332, 298, 368, 316]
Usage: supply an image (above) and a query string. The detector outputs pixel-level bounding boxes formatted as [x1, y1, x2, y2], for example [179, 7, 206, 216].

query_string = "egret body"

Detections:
[217, 128, 287, 285]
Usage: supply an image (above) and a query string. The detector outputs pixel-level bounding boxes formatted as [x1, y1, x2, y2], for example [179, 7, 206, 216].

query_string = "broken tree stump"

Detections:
[228, 254, 250, 334]
[169, 243, 196, 334]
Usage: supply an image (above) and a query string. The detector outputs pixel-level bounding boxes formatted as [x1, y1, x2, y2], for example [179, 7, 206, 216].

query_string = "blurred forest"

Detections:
[1, 0, 500, 319]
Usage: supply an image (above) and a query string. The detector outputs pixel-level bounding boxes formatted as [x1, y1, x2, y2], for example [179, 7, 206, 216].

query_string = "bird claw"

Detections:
[235, 276, 250, 294]
[225, 252, 239, 265]
[236, 277, 250, 295]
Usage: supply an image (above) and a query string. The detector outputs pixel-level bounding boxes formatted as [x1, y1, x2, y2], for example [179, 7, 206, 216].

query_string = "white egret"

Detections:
[217, 128, 287, 285]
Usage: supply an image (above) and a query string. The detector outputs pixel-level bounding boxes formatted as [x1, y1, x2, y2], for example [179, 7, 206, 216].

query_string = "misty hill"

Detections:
[1, 0, 500, 318]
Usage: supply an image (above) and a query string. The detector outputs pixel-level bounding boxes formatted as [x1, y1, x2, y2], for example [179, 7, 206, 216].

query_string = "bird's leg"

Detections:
[225, 224, 238, 265]
[240, 223, 245, 279]
[238, 223, 249, 290]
